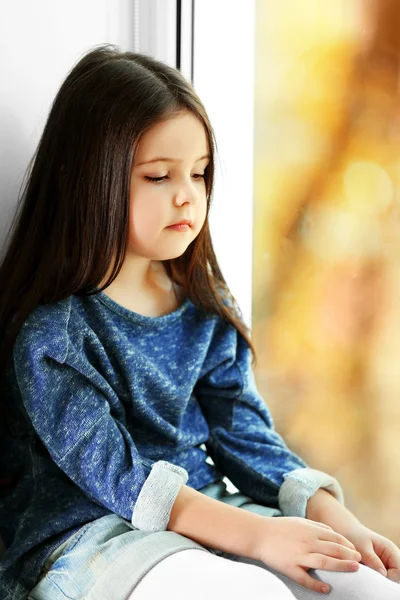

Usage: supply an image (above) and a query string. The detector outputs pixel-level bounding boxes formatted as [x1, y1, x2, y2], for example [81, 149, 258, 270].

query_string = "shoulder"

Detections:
[14, 295, 85, 364]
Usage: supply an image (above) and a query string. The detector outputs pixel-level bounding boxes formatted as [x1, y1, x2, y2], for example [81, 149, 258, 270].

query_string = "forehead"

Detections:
[134, 112, 209, 164]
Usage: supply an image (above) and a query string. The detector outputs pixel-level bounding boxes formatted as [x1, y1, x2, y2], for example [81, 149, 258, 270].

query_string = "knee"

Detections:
[314, 564, 400, 600]
[214, 557, 296, 600]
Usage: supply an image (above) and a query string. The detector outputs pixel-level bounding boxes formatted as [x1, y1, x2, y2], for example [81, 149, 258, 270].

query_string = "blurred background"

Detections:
[252, 0, 400, 544]
[0, 0, 398, 545]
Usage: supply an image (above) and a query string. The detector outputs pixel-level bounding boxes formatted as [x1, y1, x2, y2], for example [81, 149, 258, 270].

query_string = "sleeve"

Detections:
[195, 324, 344, 517]
[13, 340, 187, 533]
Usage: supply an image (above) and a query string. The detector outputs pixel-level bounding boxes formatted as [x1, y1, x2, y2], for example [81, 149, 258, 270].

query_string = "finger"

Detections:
[319, 530, 357, 551]
[317, 541, 362, 562]
[290, 566, 331, 594]
[361, 550, 387, 576]
[304, 553, 361, 573]
[373, 537, 400, 570]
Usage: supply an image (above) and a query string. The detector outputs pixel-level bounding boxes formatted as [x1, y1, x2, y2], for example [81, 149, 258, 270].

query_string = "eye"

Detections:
[144, 174, 205, 183]
[144, 176, 168, 183]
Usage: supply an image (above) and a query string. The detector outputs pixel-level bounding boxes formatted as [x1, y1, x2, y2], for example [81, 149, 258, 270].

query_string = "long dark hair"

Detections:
[0, 45, 255, 398]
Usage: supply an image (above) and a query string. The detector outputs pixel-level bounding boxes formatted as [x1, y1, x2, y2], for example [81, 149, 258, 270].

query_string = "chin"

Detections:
[164, 249, 189, 260]
[148, 248, 188, 261]
[156, 238, 196, 261]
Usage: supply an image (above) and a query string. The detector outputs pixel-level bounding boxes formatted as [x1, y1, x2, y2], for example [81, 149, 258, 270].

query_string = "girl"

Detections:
[0, 45, 399, 600]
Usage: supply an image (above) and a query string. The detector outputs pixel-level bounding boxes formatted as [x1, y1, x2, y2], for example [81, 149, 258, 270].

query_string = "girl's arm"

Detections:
[12, 317, 188, 532]
[195, 322, 344, 518]
[164, 481, 361, 594]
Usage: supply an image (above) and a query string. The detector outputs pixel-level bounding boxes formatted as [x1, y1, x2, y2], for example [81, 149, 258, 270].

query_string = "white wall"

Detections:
[0, 0, 138, 245]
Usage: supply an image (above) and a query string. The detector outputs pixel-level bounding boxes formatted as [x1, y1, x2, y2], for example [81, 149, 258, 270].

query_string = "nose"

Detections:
[172, 177, 198, 207]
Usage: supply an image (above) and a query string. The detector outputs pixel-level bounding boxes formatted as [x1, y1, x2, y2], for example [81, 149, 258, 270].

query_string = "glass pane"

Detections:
[253, 0, 400, 545]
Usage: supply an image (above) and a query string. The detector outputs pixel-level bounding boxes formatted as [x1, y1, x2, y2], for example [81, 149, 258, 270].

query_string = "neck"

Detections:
[104, 255, 160, 293]
[99, 255, 182, 316]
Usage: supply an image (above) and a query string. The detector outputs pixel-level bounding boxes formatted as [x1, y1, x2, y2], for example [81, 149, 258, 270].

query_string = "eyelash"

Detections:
[144, 174, 205, 184]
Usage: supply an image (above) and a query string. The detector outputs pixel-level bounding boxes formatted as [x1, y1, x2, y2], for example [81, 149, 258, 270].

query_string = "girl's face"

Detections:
[129, 111, 209, 261]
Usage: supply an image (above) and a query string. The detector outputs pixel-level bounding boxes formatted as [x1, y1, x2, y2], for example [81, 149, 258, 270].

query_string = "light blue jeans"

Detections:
[27, 514, 208, 599]
[28, 480, 280, 599]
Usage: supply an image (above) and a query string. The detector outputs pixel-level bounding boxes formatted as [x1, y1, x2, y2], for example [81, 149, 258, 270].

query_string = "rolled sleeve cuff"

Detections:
[131, 460, 189, 532]
[278, 467, 345, 518]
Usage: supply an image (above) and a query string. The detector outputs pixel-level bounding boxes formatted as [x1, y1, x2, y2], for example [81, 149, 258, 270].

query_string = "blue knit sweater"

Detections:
[0, 291, 343, 599]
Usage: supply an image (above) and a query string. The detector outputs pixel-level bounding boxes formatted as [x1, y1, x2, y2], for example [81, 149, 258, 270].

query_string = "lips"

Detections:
[168, 219, 192, 227]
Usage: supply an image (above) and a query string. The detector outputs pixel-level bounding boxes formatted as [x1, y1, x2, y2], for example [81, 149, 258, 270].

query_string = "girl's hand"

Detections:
[306, 489, 400, 583]
[342, 524, 400, 584]
[255, 516, 362, 594]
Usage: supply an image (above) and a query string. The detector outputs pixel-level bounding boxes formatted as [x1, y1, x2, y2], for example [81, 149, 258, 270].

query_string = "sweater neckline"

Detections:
[92, 289, 192, 325]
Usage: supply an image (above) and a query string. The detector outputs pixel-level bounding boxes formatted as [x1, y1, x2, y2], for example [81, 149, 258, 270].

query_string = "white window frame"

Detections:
[193, 1, 255, 327]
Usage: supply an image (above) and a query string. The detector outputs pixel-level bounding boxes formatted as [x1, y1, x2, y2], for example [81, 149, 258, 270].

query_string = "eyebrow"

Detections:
[136, 154, 210, 166]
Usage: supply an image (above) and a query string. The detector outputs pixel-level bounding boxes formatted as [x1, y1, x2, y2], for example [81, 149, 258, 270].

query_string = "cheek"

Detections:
[129, 192, 164, 239]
